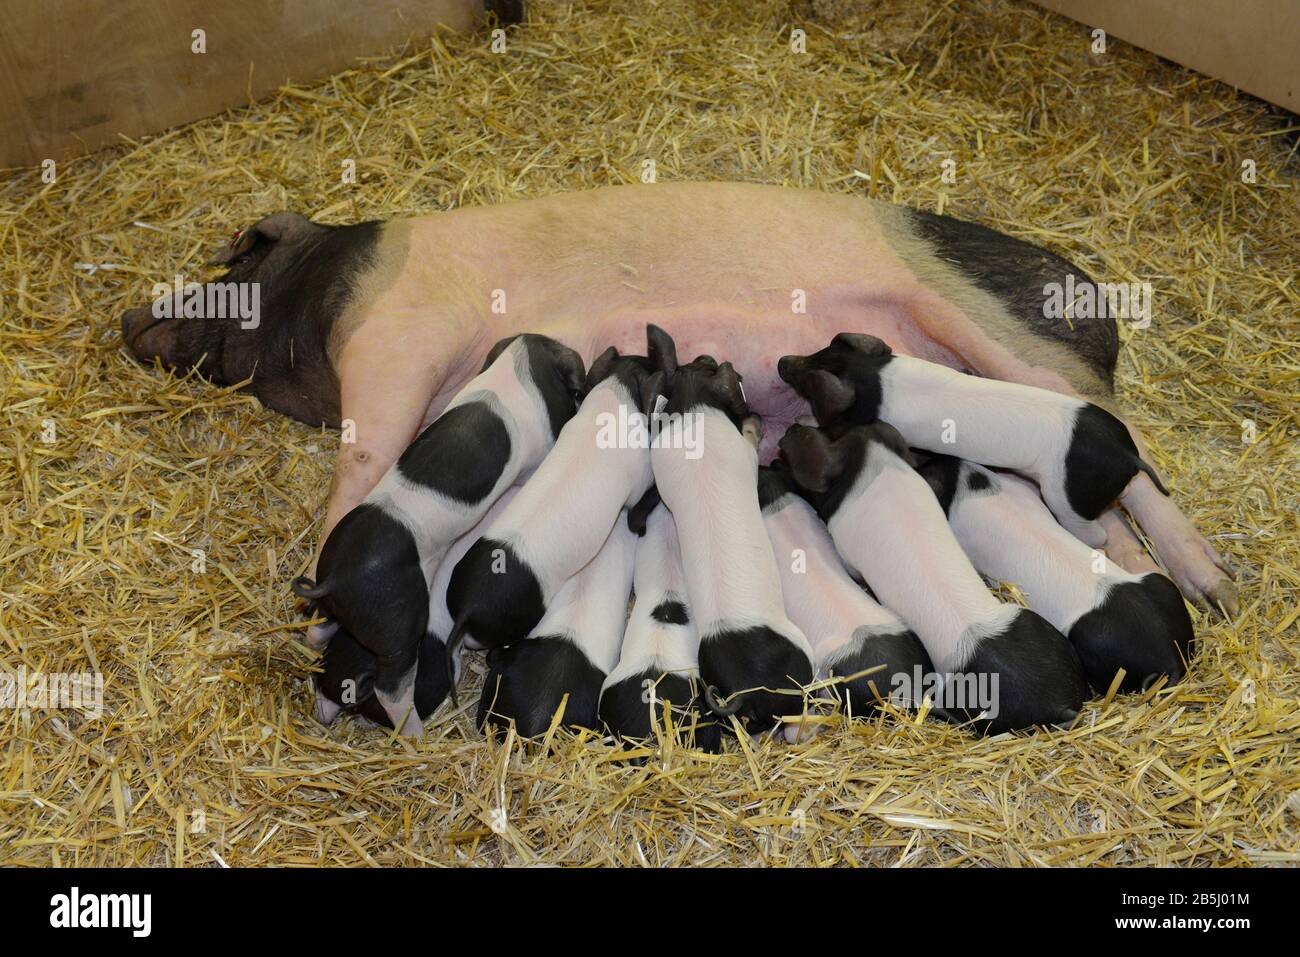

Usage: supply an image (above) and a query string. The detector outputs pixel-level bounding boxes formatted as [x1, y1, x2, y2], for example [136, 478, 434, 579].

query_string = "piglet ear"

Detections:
[831, 332, 893, 358]
[640, 370, 668, 414]
[779, 425, 842, 494]
[585, 346, 620, 391]
[646, 324, 678, 375]
[804, 369, 855, 424]
[552, 342, 589, 400]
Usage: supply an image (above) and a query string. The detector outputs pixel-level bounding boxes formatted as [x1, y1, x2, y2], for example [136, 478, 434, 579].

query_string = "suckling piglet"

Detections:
[292, 335, 585, 734]
[918, 456, 1193, 693]
[758, 463, 933, 716]
[779, 422, 1087, 733]
[649, 330, 815, 739]
[444, 330, 666, 666]
[599, 502, 721, 751]
[478, 514, 638, 739]
[778, 333, 1167, 547]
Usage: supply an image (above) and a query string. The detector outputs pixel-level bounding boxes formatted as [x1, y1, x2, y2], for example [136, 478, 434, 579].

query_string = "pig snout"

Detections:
[121, 304, 178, 364]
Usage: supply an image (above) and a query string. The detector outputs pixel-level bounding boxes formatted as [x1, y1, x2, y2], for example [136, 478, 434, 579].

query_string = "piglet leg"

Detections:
[1096, 508, 1161, 577]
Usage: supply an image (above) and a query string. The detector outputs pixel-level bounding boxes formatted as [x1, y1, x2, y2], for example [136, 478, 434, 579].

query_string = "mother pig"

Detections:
[119, 182, 1236, 615]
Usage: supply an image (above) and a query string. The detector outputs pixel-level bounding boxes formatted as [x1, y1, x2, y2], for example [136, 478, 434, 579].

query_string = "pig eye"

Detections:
[233, 254, 252, 266]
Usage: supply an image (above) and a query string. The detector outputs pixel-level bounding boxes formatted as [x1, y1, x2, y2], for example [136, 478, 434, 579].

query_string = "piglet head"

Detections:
[660, 352, 759, 440]
[779, 421, 914, 515]
[777, 332, 894, 425]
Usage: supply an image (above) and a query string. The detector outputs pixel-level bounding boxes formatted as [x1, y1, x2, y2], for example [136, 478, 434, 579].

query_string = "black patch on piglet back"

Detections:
[444, 538, 545, 649]
[477, 635, 606, 739]
[906, 208, 1118, 384]
[826, 629, 933, 716]
[650, 600, 690, 626]
[965, 469, 991, 492]
[396, 402, 511, 505]
[697, 626, 813, 735]
[1063, 403, 1142, 521]
[942, 609, 1086, 735]
[1068, 574, 1193, 694]
[599, 670, 722, 753]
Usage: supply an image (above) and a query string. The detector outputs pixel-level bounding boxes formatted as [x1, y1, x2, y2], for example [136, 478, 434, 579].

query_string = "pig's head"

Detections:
[654, 326, 760, 443]
[120, 211, 381, 426]
[776, 332, 895, 425]
[778, 421, 914, 518]
[585, 323, 686, 414]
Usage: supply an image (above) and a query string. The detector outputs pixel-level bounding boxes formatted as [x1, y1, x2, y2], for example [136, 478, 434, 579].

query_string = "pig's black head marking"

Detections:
[121, 211, 383, 427]
[515, 334, 587, 439]
[585, 345, 661, 414]
[778, 334, 894, 425]
[661, 355, 752, 431]
[646, 323, 679, 375]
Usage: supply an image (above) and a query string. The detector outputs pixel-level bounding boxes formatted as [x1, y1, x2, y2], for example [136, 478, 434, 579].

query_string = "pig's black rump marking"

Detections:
[1069, 574, 1193, 694]
[1064, 404, 1168, 520]
[477, 636, 606, 739]
[444, 538, 546, 653]
[396, 402, 511, 505]
[317, 627, 451, 728]
[907, 208, 1119, 385]
[294, 503, 428, 699]
[826, 628, 933, 717]
[941, 608, 1087, 734]
[599, 669, 722, 752]
[697, 626, 814, 735]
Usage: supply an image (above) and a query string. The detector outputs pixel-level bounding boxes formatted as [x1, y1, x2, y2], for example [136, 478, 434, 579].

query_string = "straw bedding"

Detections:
[1, 0, 1296, 866]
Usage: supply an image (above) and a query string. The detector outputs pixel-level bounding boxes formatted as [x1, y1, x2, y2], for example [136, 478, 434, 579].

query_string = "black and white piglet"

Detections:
[292, 334, 585, 734]
[778, 334, 1167, 546]
[444, 331, 665, 666]
[312, 486, 521, 728]
[758, 463, 933, 716]
[478, 514, 638, 739]
[649, 329, 815, 739]
[779, 422, 1087, 733]
[918, 456, 1193, 693]
[599, 502, 720, 751]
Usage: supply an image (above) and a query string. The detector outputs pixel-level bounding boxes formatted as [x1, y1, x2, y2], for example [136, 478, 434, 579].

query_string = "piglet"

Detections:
[478, 514, 638, 739]
[649, 329, 815, 739]
[758, 463, 933, 716]
[918, 456, 1193, 693]
[779, 422, 1087, 733]
[444, 332, 664, 666]
[778, 334, 1167, 547]
[312, 486, 521, 728]
[292, 334, 585, 734]
[599, 502, 721, 751]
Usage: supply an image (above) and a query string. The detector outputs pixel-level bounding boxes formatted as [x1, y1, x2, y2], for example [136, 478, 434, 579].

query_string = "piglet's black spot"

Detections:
[650, 600, 689, 626]
[697, 626, 813, 735]
[477, 636, 606, 739]
[1063, 404, 1142, 521]
[397, 402, 511, 505]
[1068, 574, 1193, 694]
[965, 469, 992, 492]
[944, 609, 1086, 735]
[599, 669, 721, 753]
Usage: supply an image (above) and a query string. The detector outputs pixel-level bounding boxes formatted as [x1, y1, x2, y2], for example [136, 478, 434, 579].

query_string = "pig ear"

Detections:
[831, 332, 893, 358]
[481, 335, 521, 371]
[780, 426, 842, 493]
[646, 324, 678, 375]
[585, 346, 620, 391]
[804, 369, 855, 424]
[640, 370, 668, 413]
[552, 343, 589, 399]
[871, 420, 916, 466]
[206, 211, 314, 266]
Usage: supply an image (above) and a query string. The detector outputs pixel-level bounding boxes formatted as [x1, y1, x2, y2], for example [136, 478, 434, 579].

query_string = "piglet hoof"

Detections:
[314, 689, 342, 726]
[1204, 580, 1240, 619]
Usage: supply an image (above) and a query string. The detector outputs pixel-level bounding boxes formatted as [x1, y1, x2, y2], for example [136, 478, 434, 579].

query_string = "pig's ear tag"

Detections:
[738, 380, 747, 403]
[652, 393, 668, 416]
[231, 228, 244, 243]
